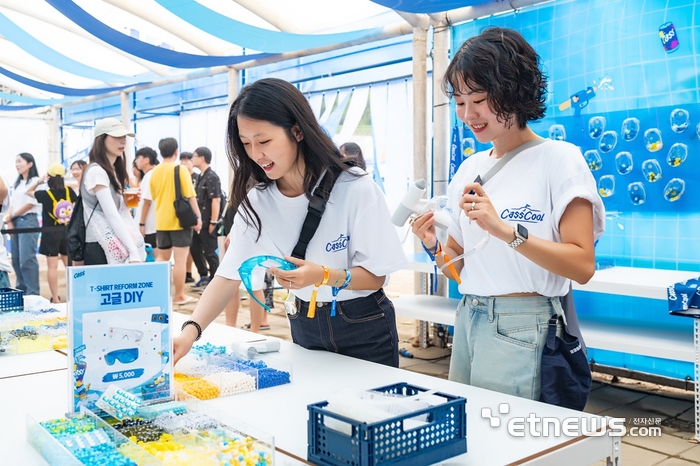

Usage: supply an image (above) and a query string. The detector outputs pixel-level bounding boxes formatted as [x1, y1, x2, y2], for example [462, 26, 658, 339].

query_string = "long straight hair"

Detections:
[88, 134, 128, 194]
[226, 78, 355, 237]
[14, 152, 39, 188]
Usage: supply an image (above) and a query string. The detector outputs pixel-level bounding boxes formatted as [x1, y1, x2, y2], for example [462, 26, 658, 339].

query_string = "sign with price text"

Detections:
[67, 262, 172, 412]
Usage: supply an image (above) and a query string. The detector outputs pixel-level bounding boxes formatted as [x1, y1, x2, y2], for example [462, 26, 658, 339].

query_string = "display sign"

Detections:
[67, 262, 172, 413]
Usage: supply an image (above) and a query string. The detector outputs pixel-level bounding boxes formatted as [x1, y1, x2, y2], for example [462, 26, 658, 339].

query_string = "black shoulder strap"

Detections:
[80, 165, 96, 228]
[174, 165, 183, 199]
[291, 170, 341, 260]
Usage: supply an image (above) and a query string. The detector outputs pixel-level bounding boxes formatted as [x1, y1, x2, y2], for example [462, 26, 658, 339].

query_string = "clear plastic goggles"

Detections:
[238, 255, 297, 312]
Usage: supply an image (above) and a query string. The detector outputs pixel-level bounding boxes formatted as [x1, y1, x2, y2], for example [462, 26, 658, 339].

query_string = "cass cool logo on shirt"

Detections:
[326, 234, 350, 252]
[500, 204, 545, 223]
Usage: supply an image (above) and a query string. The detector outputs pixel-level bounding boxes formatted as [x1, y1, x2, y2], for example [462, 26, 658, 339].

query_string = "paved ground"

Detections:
[32, 262, 700, 464]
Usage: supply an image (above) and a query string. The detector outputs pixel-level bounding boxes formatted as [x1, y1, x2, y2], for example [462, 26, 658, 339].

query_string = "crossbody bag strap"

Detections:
[291, 169, 341, 260]
[82, 164, 96, 228]
[174, 165, 183, 199]
[479, 138, 547, 186]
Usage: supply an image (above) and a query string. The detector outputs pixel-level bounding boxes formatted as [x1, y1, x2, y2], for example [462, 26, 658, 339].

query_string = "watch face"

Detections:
[517, 223, 529, 240]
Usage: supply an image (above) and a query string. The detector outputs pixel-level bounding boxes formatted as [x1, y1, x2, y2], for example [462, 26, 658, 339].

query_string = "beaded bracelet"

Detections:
[330, 269, 352, 317]
[181, 320, 202, 341]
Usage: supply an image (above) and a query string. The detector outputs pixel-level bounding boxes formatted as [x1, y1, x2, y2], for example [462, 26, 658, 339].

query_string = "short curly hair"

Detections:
[442, 27, 547, 129]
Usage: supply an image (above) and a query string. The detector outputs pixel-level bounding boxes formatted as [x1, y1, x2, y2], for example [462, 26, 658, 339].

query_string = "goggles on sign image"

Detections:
[104, 348, 139, 365]
[109, 327, 143, 342]
[238, 255, 297, 312]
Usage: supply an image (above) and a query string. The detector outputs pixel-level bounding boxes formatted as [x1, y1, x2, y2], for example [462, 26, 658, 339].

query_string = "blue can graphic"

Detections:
[659, 22, 679, 53]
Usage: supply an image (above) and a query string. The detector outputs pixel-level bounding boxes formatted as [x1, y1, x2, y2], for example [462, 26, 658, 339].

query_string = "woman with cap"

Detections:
[27, 163, 77, 303]
[81, 118, 145, 265]
[3, 152, 42, 296]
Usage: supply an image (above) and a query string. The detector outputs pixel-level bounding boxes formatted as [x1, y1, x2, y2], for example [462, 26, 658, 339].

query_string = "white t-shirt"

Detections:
[136, 169, 156, 235]
[447, 139, 605, 297]
[10, 176, 41, 215]
[83, 165, 111, 197]
[216, 169, 408, 302]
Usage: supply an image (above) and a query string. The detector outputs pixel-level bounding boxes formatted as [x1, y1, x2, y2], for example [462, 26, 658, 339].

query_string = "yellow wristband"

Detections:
[317, 265, 331, 286]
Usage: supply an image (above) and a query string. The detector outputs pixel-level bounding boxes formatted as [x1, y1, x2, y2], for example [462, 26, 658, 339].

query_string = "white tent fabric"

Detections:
[321, 88, 352, 136]
[337, 86, 369, 141]
[307, 93, 324, 120]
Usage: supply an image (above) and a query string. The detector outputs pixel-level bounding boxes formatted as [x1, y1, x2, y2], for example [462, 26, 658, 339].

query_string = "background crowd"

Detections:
[0, 118, 366, 335]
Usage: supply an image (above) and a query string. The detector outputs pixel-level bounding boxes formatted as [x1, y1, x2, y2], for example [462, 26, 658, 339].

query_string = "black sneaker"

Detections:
[190, 277, 211, 290]
[185, 274, 195, 284]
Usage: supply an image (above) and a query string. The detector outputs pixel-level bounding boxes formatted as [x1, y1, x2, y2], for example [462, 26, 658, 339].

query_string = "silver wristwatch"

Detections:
[508, 224, 528, 249]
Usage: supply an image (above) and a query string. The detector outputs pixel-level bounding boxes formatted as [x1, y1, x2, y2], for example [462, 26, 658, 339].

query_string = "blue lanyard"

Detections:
[330, 269, 352, 317]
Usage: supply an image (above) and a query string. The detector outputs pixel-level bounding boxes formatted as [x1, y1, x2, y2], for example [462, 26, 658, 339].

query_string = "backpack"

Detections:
[46, 188, 73, 225]
[66, 194, 93, 262]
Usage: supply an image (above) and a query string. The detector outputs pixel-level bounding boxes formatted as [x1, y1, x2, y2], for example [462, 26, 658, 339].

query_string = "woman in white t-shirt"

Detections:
[81, 118, 144, 265]
[4, 152, 42, 295]
[174, 78, 407, 367]
[411, 28, 605, 403]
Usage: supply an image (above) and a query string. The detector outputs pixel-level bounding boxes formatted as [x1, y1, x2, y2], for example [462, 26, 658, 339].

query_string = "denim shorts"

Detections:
[289, 289, 399, 367]
[449, 294, 563, 400]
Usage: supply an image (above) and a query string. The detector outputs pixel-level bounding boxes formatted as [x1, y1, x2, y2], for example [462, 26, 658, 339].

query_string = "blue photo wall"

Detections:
[451, 0, 700, 272]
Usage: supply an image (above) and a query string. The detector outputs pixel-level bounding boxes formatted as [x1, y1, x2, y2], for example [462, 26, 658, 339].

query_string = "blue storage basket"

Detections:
[308, 382, 467, 466]
[0, 287, 24, 312]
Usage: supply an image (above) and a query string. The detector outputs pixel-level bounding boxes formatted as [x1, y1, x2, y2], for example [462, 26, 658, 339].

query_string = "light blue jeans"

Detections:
[10, 214, 40, 296]
[449, 294, 563, 400]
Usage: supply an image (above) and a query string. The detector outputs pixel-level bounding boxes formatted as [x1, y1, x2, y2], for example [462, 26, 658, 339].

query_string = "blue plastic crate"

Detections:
[0, 287, 24, 312]
[307, 382, 467, 466]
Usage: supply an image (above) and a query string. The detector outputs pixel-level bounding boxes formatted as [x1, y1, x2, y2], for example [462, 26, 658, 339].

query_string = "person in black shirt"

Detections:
[190, 146, 221, 289]
[27, 163, 77, 303]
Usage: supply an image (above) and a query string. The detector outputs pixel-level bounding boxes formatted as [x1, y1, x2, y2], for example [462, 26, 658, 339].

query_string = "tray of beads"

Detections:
[27, 408, 160, 466]
[0, 307, 67, 355]
[173, 344, 292, 400]
[28, 389, 276, 465]
[174, 352, 259, 400]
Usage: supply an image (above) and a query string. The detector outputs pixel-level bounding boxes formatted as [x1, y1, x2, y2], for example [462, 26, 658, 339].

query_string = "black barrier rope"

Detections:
[0, 225, 68, 235]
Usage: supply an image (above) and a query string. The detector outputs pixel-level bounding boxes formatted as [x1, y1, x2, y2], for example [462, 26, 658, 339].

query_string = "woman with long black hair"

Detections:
[174, 78, 406, 366]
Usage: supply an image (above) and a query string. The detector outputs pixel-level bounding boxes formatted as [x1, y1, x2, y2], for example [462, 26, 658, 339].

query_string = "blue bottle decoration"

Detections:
[598, 175, 615, 197]
[583, 150, 603, 171]
[670, 108, 689, 133]
[621, 117, 640, 142]
[615, 151, 633, 175]
[588, 116, 606, 139]
[462, 137, 475, 157]
[641, 159, 662, 182]
[666, 143, 688, 167]
[548, 124, 566, 141]
[598, 131, 618, 153]
[644, 128, 663, 152]
[663, 178, 685, 202]
[627, 182, 646, 206]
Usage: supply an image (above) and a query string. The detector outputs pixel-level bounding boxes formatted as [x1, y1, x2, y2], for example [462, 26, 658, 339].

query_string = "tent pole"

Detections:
[120, 91, 135, 168]
[412, 26, 428, 299]
[226, 68, 240, 191]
